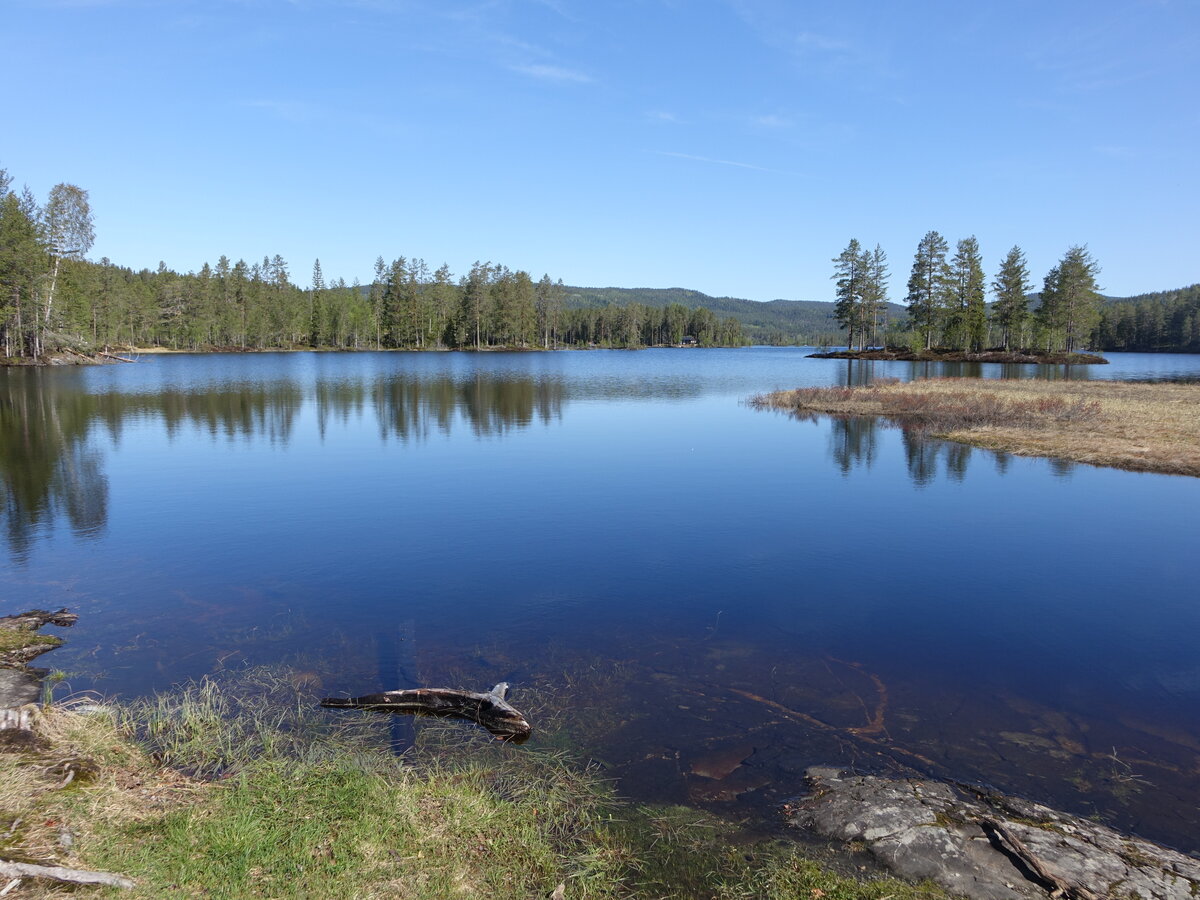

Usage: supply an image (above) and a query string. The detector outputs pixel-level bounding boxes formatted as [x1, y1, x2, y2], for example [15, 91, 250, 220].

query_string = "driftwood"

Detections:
[0, 860, 134, 889]
[320, 682, 531, 740]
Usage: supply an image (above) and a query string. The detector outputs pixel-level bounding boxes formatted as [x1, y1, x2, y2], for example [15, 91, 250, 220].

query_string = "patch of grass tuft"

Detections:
[0, 630, 61, 654]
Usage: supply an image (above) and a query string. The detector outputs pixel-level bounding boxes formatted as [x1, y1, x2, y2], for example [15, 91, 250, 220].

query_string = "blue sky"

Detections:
[4, 0, 1197, 300]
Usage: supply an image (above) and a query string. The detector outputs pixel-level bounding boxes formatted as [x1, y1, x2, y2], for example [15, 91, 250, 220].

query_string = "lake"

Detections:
[3, 348, 1199, 851]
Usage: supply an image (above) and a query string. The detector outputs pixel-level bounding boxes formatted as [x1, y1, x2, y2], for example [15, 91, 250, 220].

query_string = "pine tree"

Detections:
[309, 259, 325, 346]
[460, 261, 493, 349]
[1040, 246, 1101, 352]
[905, 231, 950, 349]
[831, 238, 867, 350]
[535, 274, 563, 349]
[991, 246, 1031, 350]
[429, 264, 456, 347]
[369, 256, 386, 348]
[381, 257, 406, 348]
[947, 237, 986, 351]
[862, 244, 889, 349]
[0, 190, 46, 357]
[511, 270, 537, 347]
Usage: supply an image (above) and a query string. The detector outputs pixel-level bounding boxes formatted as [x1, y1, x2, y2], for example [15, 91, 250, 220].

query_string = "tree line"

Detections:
[1, 168, 744, 358]
[1095, 284, 1200, 353]
[832, 231, 1105, 353]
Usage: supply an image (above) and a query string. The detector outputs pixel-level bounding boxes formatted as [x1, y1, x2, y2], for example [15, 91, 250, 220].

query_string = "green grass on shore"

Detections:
[0, 669, 954, 899]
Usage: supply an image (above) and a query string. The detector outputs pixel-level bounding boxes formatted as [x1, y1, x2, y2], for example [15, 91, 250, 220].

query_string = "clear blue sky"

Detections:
[4, 0, 1197, 300]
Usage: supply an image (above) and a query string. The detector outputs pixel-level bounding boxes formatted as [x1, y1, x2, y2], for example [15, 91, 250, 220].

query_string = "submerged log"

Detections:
[320, 682, 531, 741]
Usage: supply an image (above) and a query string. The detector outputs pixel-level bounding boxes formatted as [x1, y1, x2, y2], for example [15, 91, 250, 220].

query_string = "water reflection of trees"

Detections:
[829, 417, 879, 474]
[0, 373, 565, 555]
[372, 375, 564, 441]
[0, 376, 109, 559]
[823, 415, 1038, 486]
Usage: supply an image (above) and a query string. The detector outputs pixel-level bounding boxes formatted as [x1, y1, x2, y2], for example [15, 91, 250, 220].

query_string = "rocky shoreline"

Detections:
[786, 767, 1200, 900]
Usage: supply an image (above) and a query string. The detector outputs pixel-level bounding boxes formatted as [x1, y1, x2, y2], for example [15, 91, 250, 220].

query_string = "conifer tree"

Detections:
[991, 246, 1031, 350]
[947, 237, 986, 351]
[1040, 246, 1101, 352]
[862, 244, 889, 349]
[460, 261, 493, 349]
[906, 231, 950, 349]
[309, 259, 325, 346]
[831, 238, 867, 349]
[535, 274, 563, 349]
[0, 190, 45, 357]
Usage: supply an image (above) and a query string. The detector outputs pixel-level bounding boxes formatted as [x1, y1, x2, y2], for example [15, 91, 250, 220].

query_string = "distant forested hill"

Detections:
[566, 283, 1200, 351]
[1095, 284, 1200, 352]
[563, 286, 907, 345]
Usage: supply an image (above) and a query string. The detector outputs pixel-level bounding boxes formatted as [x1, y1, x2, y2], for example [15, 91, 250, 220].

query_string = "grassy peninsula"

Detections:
[754, 378, 1200, 477]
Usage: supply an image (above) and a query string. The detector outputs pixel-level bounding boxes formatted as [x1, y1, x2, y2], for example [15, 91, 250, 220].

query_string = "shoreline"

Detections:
[753, 377, 1200, 477]
[0, 659, 951, 898]
[1, 343, 738, 367]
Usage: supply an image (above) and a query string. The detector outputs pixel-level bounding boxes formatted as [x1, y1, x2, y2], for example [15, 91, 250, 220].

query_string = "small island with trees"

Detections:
[811, 231, 1109, 364]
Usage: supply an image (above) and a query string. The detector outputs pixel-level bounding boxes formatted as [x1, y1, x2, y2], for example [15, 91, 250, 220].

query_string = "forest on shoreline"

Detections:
[0, 169, 744, 361]
[4, 166, 1197, 361]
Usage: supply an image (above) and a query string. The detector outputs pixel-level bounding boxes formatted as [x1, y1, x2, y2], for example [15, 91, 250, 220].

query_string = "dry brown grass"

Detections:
[0, 701, 203, 898]
[753, 377, 1200, 477]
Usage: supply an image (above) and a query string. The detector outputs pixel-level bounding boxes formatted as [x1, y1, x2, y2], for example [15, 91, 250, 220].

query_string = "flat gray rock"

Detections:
[786, 767, 1200, 900]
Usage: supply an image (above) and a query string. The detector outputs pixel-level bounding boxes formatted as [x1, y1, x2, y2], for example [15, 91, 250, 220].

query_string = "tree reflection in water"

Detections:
[0, 372, 565, 556]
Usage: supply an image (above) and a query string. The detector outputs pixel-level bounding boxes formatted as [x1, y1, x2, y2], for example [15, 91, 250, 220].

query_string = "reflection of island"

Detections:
[812, 348, 1107, 365]
[824, 416, 1071, 486]
[829, 356, 1094, 386]
[0, 372, 567, 555]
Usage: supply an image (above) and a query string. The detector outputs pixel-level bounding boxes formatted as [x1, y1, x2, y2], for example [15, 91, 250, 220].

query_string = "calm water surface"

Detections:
[3, 348, 1199, 850]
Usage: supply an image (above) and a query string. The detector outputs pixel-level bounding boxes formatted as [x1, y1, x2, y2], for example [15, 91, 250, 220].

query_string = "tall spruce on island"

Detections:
[946, 236, 986, 351]
[831, 239, 889, 350]
[992, 246, 1032, 350]
[905, 230, 951, 350]
[1038, 246, 1102, 353]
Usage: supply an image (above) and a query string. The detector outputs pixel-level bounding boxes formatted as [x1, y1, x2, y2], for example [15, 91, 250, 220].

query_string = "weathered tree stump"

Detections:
[320, 682, 531, 741]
